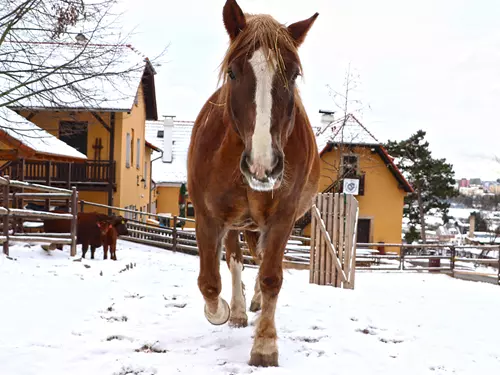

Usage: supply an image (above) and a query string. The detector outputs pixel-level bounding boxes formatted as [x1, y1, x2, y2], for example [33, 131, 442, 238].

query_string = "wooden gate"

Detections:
[309, 193, 359, 289]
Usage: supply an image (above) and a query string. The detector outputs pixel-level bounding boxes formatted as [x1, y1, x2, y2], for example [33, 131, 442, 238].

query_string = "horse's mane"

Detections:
[216, 14, 303, 99]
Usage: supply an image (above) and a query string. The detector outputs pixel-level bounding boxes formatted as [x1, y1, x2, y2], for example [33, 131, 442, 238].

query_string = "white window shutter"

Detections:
[136, 138, 141, 169]
[126, 133, 131, 168]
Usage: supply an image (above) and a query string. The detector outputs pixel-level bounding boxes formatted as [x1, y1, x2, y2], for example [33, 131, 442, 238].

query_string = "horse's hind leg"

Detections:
[224, 230, 247, 327]
[197, 217, 230, 325]
[244, 231, 262, 312]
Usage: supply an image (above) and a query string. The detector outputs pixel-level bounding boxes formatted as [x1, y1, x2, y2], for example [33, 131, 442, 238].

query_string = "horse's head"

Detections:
[219, 0, 318, 191]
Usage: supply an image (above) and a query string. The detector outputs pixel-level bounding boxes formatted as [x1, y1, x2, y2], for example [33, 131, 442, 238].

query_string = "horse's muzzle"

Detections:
[240, 150, 284, 192]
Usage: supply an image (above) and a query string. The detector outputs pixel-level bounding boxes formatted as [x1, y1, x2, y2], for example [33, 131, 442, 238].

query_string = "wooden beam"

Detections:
[0, 149, 20, 160]
[107, 112, 115, 215]
[91, 112, 111, 132]
[26, 112, 37, 121]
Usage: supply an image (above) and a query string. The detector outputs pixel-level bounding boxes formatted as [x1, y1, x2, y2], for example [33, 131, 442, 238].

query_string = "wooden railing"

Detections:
[0, 175, 78, 256]
[1, 159, 115, 188]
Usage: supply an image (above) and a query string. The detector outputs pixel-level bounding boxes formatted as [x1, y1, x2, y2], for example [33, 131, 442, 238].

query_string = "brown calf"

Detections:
[96, 220, 119, 261]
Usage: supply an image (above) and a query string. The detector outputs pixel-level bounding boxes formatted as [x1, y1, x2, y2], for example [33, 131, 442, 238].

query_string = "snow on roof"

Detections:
[0, 41, 152, 112]
[0, 107, 87, 160]
[146, 119, 194, 184]
[315, 113, 380, 153]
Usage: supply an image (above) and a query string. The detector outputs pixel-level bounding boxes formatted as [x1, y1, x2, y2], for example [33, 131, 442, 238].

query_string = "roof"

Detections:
[145, 119, 194, 184]
[0, 41, 158, 120]
[0, 107, 87, 161]
[316, 114, 413, 193]
[315, 114, 380, 153]
[145, 140, 161, 152]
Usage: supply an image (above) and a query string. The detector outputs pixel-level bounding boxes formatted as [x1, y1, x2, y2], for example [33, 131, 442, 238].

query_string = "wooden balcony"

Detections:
[1, 159, 116, 191]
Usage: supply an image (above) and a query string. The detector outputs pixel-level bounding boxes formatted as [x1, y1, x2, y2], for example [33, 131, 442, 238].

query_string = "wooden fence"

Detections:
[310, 193, 359, 289]
[79, 200, 312, 269]
[0, 175, 78, 256]
[78, 200, 500, 285]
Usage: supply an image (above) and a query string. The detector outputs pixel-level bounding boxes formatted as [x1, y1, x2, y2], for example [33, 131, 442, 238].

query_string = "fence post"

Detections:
[172, 216, 178, 252]
[80, 199, 85, 213]
[497, 245, 500, 286]
[450, 246, 456, 275]
[2, 176, 10, 256]
[400, 246, 405, 270]
[70, 187, 78, 257]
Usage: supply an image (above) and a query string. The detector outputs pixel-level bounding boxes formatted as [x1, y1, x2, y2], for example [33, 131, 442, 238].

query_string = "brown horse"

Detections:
[187, 0, 320, 367]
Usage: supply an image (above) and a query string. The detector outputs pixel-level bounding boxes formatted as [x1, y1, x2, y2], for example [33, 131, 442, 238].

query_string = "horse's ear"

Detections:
[223, 0, 246, 41]
[287, 12, 319, 47]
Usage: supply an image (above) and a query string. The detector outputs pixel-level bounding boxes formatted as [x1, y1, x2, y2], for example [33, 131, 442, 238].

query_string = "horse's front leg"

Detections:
[224, 230, 247, 327]
[197, 217, 230, 325]
[249, 220, 293, 367]
[244, 231, 262, 312]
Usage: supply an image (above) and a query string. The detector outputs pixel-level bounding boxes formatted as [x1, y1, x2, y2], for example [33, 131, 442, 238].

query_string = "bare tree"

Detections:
[0, 0, 168, 139]
[317, 63, 377, 192]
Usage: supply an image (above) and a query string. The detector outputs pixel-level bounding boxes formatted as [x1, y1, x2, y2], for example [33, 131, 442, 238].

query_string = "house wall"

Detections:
[156, 185, 195, 228]
[305, 146, 406, 253]
[14, 84, 153, 214]
[17, 110, 112, 159]
[78, 191, 108, 214]
[114, 83, 151, 212]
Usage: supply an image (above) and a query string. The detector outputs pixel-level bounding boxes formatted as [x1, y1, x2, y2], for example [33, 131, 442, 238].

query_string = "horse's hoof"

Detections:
[249, 300, 261, 312]
[229, 314, 248, 328]
[204, 297, 230, 325]
[249, 351, 279, 367]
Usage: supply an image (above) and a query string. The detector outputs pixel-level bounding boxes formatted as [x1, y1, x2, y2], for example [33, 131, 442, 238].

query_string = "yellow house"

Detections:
[298, 114, 413, 253]
[145, 116, 195, 228]
[0, 41, 160, 215]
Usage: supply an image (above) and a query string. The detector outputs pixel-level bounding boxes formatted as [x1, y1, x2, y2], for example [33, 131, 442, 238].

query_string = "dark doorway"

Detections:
[59, 121, 88, 155]
[357, 218, 371, 243]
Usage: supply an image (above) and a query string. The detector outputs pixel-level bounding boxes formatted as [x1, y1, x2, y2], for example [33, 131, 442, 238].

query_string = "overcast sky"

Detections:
[120, 0, 500, 181]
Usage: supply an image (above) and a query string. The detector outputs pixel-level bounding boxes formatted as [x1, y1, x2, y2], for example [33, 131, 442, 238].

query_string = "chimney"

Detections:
[162, 115, 174, 163]
[319, 109, 335, 125]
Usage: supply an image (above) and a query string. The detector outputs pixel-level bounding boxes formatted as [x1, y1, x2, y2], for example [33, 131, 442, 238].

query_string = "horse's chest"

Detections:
[207, 188, 270, 230]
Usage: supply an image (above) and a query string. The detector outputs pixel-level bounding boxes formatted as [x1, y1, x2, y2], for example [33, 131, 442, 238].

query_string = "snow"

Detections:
[0, 107, 87, 160]
[1, 240, 500, 374]
[145, 120, 194, 184]
[0, 41, 148, 112]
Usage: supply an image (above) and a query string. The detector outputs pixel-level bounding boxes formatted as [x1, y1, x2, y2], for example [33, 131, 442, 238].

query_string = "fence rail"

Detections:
[0, 175, 78, 256]
[78, 200, 500, 283]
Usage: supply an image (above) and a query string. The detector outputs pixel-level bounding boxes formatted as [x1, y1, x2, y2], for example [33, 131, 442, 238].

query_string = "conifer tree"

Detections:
[385, 130, 458, 243]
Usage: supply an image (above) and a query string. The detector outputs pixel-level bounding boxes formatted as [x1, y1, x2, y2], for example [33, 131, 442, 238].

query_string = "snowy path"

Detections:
[1, 240, 499, 375]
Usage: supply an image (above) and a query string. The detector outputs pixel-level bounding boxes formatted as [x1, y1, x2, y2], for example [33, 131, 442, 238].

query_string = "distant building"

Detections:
[458, 178, 470, 188]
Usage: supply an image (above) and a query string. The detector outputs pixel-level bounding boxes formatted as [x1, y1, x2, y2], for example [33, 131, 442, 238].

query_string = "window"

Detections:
[187, 202, 195, 217]
[136, 138, 140, 169]
[59, 121, 88, 156]
[126, 133, 131, 168]
[342, 154, 359, 178]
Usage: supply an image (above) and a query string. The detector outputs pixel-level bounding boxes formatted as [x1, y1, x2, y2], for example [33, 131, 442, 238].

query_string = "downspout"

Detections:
[149, 148, 164, 213]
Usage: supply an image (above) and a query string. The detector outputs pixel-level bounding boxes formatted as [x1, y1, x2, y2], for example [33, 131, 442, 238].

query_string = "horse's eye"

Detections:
[228, 68, 236, 80]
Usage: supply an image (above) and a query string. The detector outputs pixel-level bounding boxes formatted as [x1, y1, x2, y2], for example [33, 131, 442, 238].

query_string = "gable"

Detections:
[319, 143, 413, 193]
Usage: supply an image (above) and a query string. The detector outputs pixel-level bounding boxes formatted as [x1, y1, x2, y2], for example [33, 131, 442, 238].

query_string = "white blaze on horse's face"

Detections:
[248, 47, 277, 190]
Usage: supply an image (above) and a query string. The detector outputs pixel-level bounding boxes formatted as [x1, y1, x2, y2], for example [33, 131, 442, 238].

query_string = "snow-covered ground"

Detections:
[1, 240, 500, 375]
